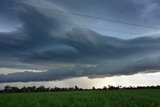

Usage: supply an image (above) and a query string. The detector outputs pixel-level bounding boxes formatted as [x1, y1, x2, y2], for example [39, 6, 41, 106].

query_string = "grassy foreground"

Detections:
[0, 89, 160, 107]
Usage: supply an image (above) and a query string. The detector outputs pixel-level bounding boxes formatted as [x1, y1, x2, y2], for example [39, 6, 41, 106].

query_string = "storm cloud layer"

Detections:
[0, 0, 160, 82]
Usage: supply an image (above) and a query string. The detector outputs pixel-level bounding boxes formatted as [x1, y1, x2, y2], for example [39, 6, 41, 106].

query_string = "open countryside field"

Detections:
[0, 89, 160, 107]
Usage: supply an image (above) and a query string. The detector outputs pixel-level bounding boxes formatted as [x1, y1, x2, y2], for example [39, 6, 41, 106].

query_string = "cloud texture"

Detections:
[0, 0, 160, 82]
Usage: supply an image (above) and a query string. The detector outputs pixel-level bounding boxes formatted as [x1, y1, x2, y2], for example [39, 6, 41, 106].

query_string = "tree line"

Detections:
[0, 85, 160, 93]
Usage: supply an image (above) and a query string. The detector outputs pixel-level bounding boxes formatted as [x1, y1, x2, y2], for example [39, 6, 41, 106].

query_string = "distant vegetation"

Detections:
[0, 85, 160, 93]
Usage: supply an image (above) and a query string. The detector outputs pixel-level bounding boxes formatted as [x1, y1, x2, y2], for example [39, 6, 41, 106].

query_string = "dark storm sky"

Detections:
[0, 0, 160, 82]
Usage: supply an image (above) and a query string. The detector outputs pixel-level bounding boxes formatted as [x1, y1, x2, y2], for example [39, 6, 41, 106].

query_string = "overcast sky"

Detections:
[0, 0, 160, 87]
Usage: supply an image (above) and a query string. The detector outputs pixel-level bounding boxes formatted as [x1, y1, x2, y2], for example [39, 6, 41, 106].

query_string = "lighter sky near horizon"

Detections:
[0, 72, 160, 90]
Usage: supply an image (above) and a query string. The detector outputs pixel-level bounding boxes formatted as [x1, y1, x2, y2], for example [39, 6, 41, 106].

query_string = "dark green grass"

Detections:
[0, 89, 160, 107]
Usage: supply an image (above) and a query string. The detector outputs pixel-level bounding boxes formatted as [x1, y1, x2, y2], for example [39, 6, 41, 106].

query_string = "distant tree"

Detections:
[45, 87, 50, 92]
[26, 86, 36, 92]
[92, 86, 96, 90]
[4, 85, 12, 92]
[1, 85, 160, 93]
[50, 88, 54, 92]
[37, 85, 45, 92]
[21, 86, 27, 92]
[75, 86, 79, 90]
[108, 85, 115, 90]
[68, 87, 74, 91]
[11, 86, 19, 93]
[54, 86, 61, 92]
[103, 86, 107, 90]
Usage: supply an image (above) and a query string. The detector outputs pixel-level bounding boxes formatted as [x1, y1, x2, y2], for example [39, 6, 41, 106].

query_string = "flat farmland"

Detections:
[0, 89, 160, 107]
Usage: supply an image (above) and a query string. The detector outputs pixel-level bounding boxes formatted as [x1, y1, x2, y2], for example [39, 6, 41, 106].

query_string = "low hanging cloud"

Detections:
[1, 55, 160, 83]
[0, 0, 160, 82]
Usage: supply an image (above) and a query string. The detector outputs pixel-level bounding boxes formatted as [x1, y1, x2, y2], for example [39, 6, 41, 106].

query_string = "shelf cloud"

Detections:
[0, 0, 160, 82]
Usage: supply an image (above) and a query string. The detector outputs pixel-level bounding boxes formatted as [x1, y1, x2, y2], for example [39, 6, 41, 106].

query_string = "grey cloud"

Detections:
[50, 0, 160, 22]
[1, 55, 160, 82]
[0, 1, 70, 65]
[1, 0, 160, 82]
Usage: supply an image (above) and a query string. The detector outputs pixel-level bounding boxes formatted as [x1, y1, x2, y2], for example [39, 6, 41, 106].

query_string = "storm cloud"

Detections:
[0, 0, 160, 82]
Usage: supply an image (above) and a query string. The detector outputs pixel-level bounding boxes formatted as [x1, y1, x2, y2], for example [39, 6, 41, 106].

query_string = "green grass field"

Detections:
[0, 89, 160, 107]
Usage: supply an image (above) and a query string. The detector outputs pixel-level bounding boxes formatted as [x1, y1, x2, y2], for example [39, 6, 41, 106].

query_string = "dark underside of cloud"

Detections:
[0, 0, 160, 82]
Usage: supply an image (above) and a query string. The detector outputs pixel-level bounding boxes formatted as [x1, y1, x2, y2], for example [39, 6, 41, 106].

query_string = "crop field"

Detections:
[0, 89, 160, 107]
